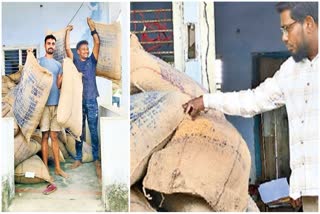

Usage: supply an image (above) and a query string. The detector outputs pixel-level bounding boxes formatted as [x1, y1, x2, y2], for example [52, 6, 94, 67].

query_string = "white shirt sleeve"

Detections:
[203, 71, 285, 117]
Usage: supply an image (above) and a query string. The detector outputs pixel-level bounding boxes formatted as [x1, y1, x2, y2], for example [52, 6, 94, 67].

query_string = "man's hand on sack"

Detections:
[182, 96, 205, 120]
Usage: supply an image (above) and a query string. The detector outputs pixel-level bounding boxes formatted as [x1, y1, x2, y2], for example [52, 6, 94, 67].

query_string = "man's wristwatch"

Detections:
[91, 29, 98, 36]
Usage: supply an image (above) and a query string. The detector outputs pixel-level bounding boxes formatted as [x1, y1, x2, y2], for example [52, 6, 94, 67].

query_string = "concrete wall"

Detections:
[0, 118, 14, 211]
[214, 2, 287, 182]
[118, 2, 130, 117]
[100, 116, 129, 211]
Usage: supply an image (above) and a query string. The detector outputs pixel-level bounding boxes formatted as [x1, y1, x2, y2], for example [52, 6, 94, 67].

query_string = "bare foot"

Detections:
[95, 160, 102, 182]
[49, 176, 55, 183]
[70, 160, 82, 169]
[55, 169, 69, 178]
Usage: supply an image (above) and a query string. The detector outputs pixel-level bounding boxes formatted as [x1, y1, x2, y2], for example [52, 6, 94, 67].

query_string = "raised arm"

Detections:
[87, 17, 100, 60]
[65, 25, 74, 60]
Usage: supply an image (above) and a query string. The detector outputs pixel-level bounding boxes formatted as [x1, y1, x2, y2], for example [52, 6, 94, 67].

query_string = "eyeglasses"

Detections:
[280, 21, 297, 35]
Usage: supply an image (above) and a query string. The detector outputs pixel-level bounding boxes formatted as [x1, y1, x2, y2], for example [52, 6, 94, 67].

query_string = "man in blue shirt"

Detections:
[39, 34, 69, 194]
[65, 18, 101, 180]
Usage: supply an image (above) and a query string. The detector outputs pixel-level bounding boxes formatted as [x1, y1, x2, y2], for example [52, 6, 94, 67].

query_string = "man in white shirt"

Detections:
[183, 2, 318, 212]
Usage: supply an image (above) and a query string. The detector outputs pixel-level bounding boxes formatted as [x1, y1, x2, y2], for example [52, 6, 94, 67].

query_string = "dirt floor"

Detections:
[8, 158, 104, 212]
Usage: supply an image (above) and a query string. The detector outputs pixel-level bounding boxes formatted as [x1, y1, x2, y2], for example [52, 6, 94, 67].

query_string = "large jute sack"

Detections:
[3, 76, 16, 93]
[246, 196, 260, 212]
[130, 187, 156, 212]
[162, 194, 214, 212]
[58, 128, 67, 144]
[2, 75, 9, 84]
[2, 89, 15, 106]
[14, 120, 19, 136]
[30, 130, 42, 144]
[94, 21, 121, 81]
[57, 58, 83, 139]
[57, 129, 71, 158]
[14, 132, 41, 167]
[2, 76, 10, 96]
[130, 83, 141, 95]
[15, 155, 51, 184]
[143, 113, 251, 212]
[7, 65, 23, 84]
[130, 34, 207, 98]
[47, 28, 67, 63]
[2, 89, 15, 117]
[6, 79, 16, 90]
[30, 130, 67, 162]
[130, 91, 189, 186]
[2, 99, 13, 116]
[130, 33, 143, 50]
[2, 91, 8, 98]
[4, 109, 20, 136]
[2, 106, 9, 118]
[2, 104, 11, 118]
[47, 139, 65, 163]
[58, 138, 71, 159]
[13, 51, 53, 143]
[65, 133, 93, 163]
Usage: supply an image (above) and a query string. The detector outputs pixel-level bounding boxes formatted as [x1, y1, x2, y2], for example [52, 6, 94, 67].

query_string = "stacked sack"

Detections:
[2, 51, 94, 185]
[130, 34, 259, 212]
[2, 51, 54, 184]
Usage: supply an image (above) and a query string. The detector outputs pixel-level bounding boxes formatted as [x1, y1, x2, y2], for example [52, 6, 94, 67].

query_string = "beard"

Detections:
[46, 48, 54, 55]
[291, 34, 309, 63]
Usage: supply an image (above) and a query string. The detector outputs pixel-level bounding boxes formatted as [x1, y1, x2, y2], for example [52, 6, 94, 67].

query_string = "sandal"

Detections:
[42, 183, 57, 195]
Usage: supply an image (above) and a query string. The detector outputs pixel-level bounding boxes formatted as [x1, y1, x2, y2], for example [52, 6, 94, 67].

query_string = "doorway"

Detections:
[252, 51, 294, 211]
[252, 52, 291, 182]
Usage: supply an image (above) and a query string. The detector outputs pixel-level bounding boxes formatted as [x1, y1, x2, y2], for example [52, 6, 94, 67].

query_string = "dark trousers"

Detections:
[75, 98, 99, 161]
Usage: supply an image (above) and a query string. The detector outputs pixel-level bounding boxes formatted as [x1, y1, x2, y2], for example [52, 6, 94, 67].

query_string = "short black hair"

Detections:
[45, 34, 56, 43]
[276, 2, 318, 24]
[76, 40, 89, 50]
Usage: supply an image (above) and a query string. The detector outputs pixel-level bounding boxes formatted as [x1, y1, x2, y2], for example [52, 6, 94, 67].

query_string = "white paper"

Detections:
[25, 171, 35, 178]
[258, 177, 289, 203]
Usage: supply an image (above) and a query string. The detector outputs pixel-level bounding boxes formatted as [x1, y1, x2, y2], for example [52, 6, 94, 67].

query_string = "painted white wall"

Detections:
[172, 2, 185, 73]
[0, 118, 14, 211]
[173, 2, 215, 91]
[2, 2, 100, 55]
[100, 117, 129, 209]
[181, 2, 203, 86]
[100, 117, 129, 185]
[98, 1, 130, 197]
[98, 3, 131, 201]
[118, 2, 130, 118]
[104, 2, 130, 117]
[108, 2, 121, 22]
